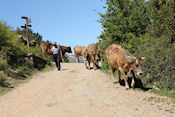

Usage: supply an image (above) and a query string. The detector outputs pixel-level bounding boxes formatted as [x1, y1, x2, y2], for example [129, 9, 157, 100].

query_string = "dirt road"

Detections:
[0, 63, 174, 117]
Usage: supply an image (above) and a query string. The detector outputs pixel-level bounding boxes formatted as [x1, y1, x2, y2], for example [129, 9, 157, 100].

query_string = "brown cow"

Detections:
[106, 44, 144, 90]
[87, 43, 100, 70]
[59, 45, 72, 62]
[74, 46, 86, 63]
[40, 42, 53, 55]
[59, 45, 72, 56]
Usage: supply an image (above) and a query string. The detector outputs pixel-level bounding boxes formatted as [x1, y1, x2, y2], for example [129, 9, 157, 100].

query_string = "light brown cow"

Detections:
[18, 35, 36, 47]
[74, 46, 86, 63]
[29, 40, 36, 47]
[87, 43, 100, 70]
[106, 44, 144, 90]
[81, 47, 90, 69]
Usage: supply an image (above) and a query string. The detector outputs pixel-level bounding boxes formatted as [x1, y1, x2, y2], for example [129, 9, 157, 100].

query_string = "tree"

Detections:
[136, 0, 175, 90]
[148, 0, 175, 42]
[98, 0, 149, 44]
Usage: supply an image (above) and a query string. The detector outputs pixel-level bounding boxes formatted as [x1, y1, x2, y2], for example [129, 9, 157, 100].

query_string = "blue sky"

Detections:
[0, 0, 106, 49]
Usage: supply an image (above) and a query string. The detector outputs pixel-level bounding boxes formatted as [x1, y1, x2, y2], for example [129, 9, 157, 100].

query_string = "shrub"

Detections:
[16, 66, 33, 78]
[0, 21, 52, 82]
[0, 59, 7, 70]
[0, 71, 7, 84]
[130, 34, 175, 90]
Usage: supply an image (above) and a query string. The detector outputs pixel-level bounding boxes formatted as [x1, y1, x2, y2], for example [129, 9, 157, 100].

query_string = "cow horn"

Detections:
[127, 56, 131, 59]
[141, 57, 145, 60]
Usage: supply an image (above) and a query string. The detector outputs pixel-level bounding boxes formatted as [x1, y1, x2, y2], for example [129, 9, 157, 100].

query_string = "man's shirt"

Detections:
[51, 46, 61, 55]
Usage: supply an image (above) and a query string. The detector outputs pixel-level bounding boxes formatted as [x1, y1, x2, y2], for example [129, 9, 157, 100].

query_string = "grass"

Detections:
[150, 89, 175, 99]
[0, 64, 55, 95]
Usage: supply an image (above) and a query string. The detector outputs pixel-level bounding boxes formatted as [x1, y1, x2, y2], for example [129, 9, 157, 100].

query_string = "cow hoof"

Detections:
[113, 80, 119, 84]
[86, 67, 90, 70]
[131, 84, 135, 88]
[125, 87, 130, 90]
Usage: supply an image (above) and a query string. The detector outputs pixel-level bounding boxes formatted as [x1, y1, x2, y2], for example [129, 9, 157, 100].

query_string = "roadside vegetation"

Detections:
[98, 0, 175, 97]
[0, 21, 53, 94]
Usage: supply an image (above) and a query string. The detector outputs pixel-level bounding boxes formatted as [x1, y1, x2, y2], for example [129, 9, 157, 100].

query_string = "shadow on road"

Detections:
[119, 77, 151, 91]
[60, 69, 68, 71]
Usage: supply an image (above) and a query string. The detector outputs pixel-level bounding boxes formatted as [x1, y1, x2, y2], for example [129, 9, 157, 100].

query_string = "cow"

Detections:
[106, 44, 144, 90]
[40, 42, 72, 62]
[29, 40, 36, 47]
[87, 43, 100, 70]
[82, 47, 91, 69]
[18, 35, 27, 45]
[59, 45, 72, 62]
[40, 42, 53, 55]
[18, 35, 36, 47]
[59, 45, 72, 56]
[74, 46, 86, 63]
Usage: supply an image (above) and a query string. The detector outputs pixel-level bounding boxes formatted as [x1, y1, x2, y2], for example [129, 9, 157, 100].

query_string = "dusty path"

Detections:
[0, 63, 174, 117]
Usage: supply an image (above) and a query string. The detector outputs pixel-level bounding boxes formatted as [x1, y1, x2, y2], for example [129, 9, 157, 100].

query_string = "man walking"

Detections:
[51, 42, 62, 70]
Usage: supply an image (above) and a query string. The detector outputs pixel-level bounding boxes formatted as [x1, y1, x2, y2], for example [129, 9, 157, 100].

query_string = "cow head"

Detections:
[29, 40, 36, 47]
[90, 50, 99, 61]
[19, 37, 27, 45]
[67, 47, 72, 53]
[129, 57, 145, 75]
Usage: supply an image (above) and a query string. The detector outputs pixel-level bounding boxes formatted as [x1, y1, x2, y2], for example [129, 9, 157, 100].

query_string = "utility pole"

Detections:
[21, 16, 32, 47]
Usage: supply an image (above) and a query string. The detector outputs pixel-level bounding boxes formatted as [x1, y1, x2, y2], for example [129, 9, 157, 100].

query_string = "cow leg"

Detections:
[110, 66, 118, 83]
[88, 59, 91, 66]
[119, 68, 129, 90]
[91, 58, 97, 70]
[131, 70, 136, 88]
[83, 56, 90, 69]
[84, 60, 90, 69]
[75, 55, 79, 63]
[61, 56, 65, 62]
[118, 69, 121, 83]
[87, 56, 91, 69]
[60, 52, 65, 63]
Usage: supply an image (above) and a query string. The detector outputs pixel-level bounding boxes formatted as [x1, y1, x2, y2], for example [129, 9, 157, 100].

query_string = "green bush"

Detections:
[16, 66, 32, 78]
[0, 71, 7, 84]
[0, 21, 52, 85]
[133, 35, 175, 90]
[0, 60, 7, 70]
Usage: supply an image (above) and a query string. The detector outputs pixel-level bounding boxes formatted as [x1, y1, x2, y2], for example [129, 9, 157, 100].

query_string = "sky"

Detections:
[0, 0, 106, 50]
